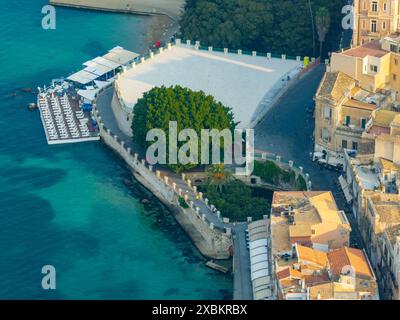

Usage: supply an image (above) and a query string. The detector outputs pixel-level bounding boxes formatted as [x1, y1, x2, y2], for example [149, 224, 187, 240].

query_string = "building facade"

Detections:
[331, 35, 400, 97]
[353, 0, 400, 46]
[364, 193, 400, 299]
[314, 71, 380, 160]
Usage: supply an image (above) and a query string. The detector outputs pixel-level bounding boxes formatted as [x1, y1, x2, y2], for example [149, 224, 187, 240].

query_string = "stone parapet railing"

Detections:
[91, 105, 232, 259]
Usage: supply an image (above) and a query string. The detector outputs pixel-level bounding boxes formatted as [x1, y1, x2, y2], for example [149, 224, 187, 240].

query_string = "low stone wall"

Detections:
[254, 152, 313, 191]
[111, 90, 133, 138]
[92, 106, 232, 259]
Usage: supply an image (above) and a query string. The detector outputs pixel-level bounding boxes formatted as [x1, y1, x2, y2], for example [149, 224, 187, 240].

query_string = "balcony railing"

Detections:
[336, 124, 365, 134]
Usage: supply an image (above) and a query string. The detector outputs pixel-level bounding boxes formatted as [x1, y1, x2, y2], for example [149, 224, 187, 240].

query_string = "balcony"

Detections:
[336, 124, 365, 134]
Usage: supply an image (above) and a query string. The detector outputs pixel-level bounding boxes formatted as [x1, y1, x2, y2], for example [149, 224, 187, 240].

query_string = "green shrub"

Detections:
[132, 85, 235, 173]
[178, 197, 189, 208]
[295, 175, 308, 191]
[253, 160, 281, 184]
[200, 180, 269, 221]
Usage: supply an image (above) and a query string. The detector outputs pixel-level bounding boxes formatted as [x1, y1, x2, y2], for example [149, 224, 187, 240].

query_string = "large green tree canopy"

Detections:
[132, 85, 236, 172]
[180, 0, 346, 58]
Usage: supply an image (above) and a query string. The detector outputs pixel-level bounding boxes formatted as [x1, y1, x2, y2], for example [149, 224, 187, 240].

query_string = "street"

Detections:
[254, 65, 365, 250]
[232, 223, 253, 300]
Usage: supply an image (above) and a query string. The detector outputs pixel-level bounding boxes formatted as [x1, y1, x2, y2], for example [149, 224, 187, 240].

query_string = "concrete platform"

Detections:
[116, 43, 303, 129]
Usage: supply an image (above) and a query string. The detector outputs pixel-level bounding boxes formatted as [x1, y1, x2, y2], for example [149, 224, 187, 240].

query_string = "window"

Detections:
[352, 141, 358, 150]
[390, 44, 399, 53]
[395, 58, 399, 65]
[323, 106, 332, 120]
[371, 20, 377, 33]
[321, 128, 331, 143]
[345, 115, 351, 125]
[384, 3, 387, 11]
[394, 74, 397, 81]
[361, 118, 367, 129]
[370, 64, 378, 72]
[342, 140, 348, 149]
[382, 21, 386, 30]
[372, 1, 378, 12]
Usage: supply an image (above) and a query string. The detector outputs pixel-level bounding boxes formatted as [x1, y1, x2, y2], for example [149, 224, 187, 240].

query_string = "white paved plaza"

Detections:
[117, 44, 303, 128]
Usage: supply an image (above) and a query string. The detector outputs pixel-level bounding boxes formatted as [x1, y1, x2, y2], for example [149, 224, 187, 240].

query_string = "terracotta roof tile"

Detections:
[327, 247, 373, 279]
[343, 40, 387, 58]
[317, 72, 356, 102]
[276, 267, 290, 280]
[296, 244, 329, 268]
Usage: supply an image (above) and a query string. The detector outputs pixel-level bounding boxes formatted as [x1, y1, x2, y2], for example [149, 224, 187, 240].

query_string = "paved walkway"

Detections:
[232, 223, 253, 300]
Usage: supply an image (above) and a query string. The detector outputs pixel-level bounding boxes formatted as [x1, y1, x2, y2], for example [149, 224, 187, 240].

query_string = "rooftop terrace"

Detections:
[116, 43, 303, 128]
[354, 165, 380, 190]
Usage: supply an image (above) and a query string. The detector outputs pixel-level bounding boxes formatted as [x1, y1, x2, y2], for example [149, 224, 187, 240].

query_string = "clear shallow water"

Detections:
[0, 0, 232, 299]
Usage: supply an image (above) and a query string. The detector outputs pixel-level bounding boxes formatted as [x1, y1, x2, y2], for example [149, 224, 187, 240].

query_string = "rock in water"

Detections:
[123, 178, 133, 187]
[27, 103, 37, 111]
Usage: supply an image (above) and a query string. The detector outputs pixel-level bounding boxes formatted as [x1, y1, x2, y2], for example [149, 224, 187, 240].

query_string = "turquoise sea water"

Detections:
[0, 0, 232, 299]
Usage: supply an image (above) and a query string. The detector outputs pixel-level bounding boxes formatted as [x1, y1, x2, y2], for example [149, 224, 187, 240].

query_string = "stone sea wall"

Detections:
[92, 105, 232, 259]
[49, 0, 184, 20]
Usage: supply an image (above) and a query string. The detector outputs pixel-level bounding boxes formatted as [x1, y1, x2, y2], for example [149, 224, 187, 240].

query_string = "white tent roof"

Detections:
[77, 89, 98, 102]
[250, 239, 268, 250]
[84, 61, 113, 76]
[94, 80, 111, 90]
[251, 246, 269, 257]
[104, 46, 139, 65]
[339, 175, 353, 203]
[251, 261, 269, 273]
[89, 56, 121, 69]
[252, 269, 269, 281]
[68, 70, 98, 85]
[250, 253, 269, 265]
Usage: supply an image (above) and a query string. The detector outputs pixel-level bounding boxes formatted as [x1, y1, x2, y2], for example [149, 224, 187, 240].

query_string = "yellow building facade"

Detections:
[331, 36, 400, 96]
[314, 71, 381, 158]
[353, 0, 400, 46]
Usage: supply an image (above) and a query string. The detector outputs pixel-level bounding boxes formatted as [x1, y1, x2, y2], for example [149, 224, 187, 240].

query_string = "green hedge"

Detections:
[200, 180, 269, 221]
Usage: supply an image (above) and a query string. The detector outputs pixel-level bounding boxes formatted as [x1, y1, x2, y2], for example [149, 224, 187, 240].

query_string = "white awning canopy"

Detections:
[88, 56, 121, 69]
[103, 46, 139, 65]
[251, 269, 269, 281]
[250, 253, 269, 265]
[339, 175, 353, 203]
[77, 89, 98, 102]
[68, 70, 98, 85]
[94, 80, 112, 90]
[84, 61, 113, 76]
[250, 239, 268, 250]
